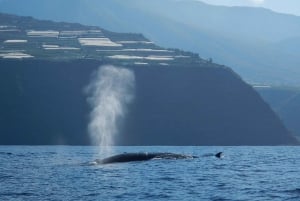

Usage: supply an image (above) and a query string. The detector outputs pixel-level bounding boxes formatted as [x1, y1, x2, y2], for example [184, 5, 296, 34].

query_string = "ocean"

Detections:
[0, 146, 299, 201]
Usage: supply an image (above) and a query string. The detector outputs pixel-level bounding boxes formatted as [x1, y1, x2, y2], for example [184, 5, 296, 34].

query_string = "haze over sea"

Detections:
[1, 146, 300, 200]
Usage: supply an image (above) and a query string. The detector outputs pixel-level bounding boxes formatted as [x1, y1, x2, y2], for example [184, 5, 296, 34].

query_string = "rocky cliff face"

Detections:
[0, 13, 298, 145]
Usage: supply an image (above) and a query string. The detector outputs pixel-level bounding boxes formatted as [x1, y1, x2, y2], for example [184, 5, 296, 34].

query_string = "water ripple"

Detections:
[0, 146, 299, 200]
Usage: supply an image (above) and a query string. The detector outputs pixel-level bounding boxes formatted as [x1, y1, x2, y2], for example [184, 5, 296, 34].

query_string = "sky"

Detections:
[199, 0, 300, 16]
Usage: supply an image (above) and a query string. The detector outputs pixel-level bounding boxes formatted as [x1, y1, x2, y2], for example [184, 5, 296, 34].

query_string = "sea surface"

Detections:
[0, 146, 299, 201]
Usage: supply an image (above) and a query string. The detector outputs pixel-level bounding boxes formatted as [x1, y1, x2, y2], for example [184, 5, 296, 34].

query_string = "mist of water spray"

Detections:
[86, 65, 135, 156]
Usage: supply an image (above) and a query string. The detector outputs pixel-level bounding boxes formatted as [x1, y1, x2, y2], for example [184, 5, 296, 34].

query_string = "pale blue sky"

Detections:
[199, 0, 300, 16]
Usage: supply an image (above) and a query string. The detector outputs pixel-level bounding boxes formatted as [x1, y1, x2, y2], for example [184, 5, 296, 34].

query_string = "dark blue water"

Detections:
[0, 146, 300, 201]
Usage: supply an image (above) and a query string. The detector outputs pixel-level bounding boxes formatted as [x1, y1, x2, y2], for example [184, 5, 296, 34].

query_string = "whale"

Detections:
[94, 152, 197, 164]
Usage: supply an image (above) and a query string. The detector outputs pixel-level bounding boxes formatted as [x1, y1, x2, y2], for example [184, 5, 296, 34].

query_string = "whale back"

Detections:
[97, 153, 157, 164]
[96, 152, 196, 164]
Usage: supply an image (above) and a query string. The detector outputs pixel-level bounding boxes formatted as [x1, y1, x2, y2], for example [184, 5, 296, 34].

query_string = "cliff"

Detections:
[0, 13, 298, 145]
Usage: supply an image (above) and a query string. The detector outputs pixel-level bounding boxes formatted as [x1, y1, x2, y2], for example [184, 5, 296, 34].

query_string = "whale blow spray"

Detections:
[86, 65, 135, 156]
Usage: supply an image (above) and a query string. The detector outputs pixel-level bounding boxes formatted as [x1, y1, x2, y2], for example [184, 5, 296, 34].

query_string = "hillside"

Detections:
[0, 13, 198, 64]
[1, 0, 300, 85]
[0, 13, 298, 145]
[256, 87, 300, 139]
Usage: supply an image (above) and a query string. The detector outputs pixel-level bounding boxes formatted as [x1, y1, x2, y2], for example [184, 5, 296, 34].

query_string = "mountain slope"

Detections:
[257, 87, 300, 139]
[0, 13, 298, 145]
[1, 0, 300, 85]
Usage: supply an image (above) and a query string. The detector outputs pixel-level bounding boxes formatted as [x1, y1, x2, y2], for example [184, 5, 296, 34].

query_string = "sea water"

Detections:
[0, 146, 299, 201]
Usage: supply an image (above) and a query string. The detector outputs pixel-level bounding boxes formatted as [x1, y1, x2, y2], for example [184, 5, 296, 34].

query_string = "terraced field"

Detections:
[0, 13, 203, 66]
